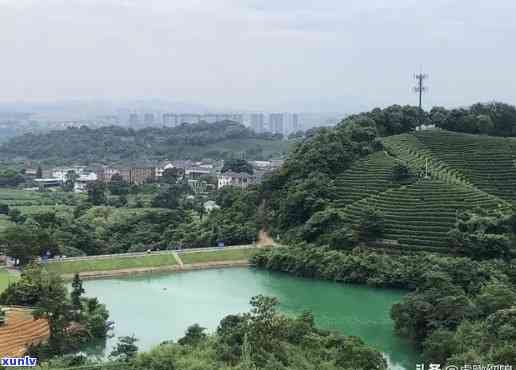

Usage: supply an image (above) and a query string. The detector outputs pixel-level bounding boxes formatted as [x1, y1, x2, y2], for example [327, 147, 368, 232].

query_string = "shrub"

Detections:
[353, 207, 384, 241]
[392, 162, 410, 181]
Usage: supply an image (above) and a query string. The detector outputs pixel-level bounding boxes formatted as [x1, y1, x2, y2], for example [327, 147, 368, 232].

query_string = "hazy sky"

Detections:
[1, 0, 515, 112]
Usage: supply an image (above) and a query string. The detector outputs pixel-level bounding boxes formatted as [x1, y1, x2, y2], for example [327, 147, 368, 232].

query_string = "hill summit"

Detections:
[262, 104, 516, 256]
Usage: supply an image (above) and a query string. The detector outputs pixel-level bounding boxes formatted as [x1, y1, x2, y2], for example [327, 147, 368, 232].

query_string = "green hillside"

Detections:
[0, 122, 293, 164]
[328, 128, 515, 254]
[384, 130, 516, 201]
[338, 179, 507, 253]
[333, 151, 414, 208]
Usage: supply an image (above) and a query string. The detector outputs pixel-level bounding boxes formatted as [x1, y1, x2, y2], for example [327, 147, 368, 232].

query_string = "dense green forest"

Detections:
[253, 101, 516, 367]
[261, 102, 516, 256]
[0, 185, 260, 262]
[0, 121, 291, 164]
[252, 247, 516, 366]
[0, 265, 111, 358]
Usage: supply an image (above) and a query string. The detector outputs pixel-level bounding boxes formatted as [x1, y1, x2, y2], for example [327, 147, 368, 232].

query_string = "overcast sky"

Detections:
[1, 0, 515, 112]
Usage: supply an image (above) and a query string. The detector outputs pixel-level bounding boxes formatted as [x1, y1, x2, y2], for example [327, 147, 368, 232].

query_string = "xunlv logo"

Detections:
[1, 356, 38, 367]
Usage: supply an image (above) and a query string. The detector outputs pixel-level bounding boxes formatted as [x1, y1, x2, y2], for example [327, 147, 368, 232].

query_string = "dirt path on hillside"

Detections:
[257, 229, 275, 246]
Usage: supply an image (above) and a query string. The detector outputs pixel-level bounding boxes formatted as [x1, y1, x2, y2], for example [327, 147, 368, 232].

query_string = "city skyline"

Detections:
[123, 111, 310, 135]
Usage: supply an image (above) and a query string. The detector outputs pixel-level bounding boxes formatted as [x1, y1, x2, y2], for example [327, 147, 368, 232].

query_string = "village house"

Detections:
[217, 171, 259, 189]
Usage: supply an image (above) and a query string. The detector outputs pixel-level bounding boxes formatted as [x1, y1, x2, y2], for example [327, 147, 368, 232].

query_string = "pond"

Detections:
[81, 267, 419, 369]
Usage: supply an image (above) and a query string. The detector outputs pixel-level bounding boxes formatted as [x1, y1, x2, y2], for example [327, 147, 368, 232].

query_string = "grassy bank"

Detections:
[0, 269, 18, 293]
[45, 254, 178, 275]
[44, 247, 260, 277]
[180, 248, 259, 265]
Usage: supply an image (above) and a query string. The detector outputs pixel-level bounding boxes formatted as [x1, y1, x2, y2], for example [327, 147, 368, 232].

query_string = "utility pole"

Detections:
[413, 72, 428, 126]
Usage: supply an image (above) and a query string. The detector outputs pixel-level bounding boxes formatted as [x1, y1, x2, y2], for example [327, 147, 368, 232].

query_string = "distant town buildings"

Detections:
[217, 171, 258, 189]
[129, 113, 139, 127]
[216, 159, 283, 190]
[143, 113, 155, 126]
[96, 166, 155, 185]
[28, 156, 284, 194]
[122, 111, 338, 136]
[250, 113, 265, 133]
[96, 166, 119, 182]
[268, 113, 284, 135]
[291, 113, 300, 132]
[162, 113, 178, 127]
[35, 166, 98, 192]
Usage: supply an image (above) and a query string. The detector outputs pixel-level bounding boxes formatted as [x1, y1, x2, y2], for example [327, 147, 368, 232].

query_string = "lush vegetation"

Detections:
[385, 129, 516, 202]
[221, 159, 254, 174]
[0, 264, 111, 358]
[252, 246, 516, 366]
[252, 102, 516, 367]
[0, 184, 261, 265]
[0, 169, 24, 187]
[0, 121, 292, 164]
[356, 101, 516, 137]
[171, 186, 262, 248]
[430, 102, 516, 136]
[0, 268, 17, 293]
[36, 295, 388, 370]
[0, 189, 80, 206]
[261, 104, 516, 257]
[3, 102, 516, 367]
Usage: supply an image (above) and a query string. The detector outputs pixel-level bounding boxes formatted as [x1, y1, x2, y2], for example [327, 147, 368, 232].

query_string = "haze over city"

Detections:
[1, 0, 516, 113]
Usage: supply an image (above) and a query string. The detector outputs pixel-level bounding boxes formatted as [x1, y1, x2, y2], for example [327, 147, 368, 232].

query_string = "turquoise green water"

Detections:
[82, 267, 419, 369]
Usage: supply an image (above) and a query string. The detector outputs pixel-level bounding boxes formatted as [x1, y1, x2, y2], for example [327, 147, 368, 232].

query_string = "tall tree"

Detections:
[33, 271, 73, 352]
[109, 173, 129, 195]
[1, 224, 55, 265]
[222, 159, 254, 174]
[161, 167, 183, 184]
[71, 273, 85, 310]
[63, 170, 78, 192]
[87, 181, 107, 205]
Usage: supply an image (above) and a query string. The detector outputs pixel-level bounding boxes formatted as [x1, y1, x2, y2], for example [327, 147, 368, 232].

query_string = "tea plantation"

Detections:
[333, 129, 514, 254]
[333, 151, 414, 208]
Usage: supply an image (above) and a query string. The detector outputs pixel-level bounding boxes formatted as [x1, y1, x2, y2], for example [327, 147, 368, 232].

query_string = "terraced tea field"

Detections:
[334, 151, 414, 208]
[341, 179, 507, 253]
[384, 130, 516, 202]
[333, 129, 515, 254]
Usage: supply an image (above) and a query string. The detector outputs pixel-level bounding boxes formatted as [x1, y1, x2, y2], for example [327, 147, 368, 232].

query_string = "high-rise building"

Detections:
[162, 113, 178, 127]
[128, 113, 139, 127]
[143, 113, 155, 126]
[250, 113, 265, 133]
[202, 114, 219, 123]
[229, 114, 244, 124]
[292, 113, 300, 132]
[179, 114, 201, 124]
[269, 113, 284, 135]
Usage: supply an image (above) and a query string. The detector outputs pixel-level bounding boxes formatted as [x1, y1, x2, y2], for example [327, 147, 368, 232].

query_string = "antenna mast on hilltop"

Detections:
[413, 71, 428, 126]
